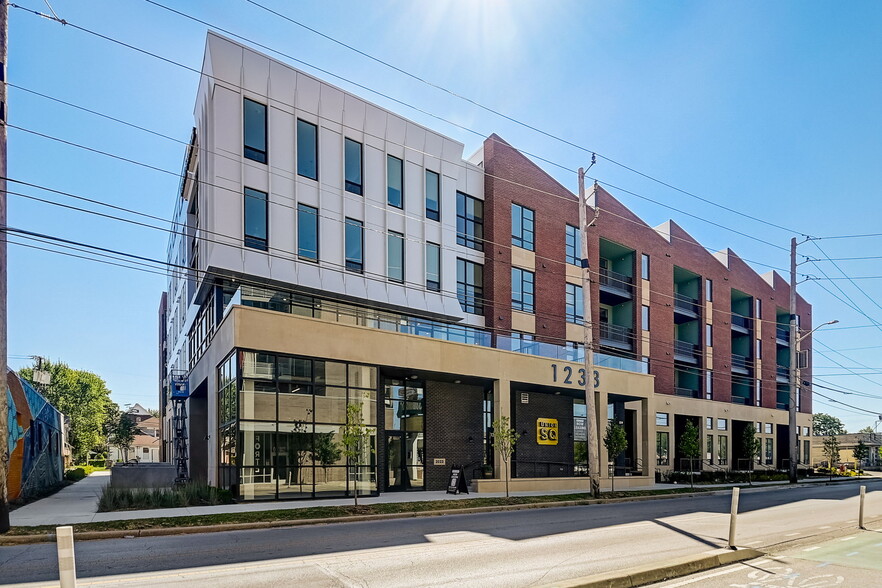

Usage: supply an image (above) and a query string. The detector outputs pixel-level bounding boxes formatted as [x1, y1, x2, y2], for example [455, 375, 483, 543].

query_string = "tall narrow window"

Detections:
[344, 218, 363, 273]
[706, 434, 714, 464]
[387, 155, 403, 209]
[756, 339, 762, 359]
[344, 138, 363, 195]
[706, 324, 713, 347]
[755, 378, 762, 407]
[426, 242, 440, 291]
[565, 283, 583, 324]
[705, 371, 713, 400]
[765, 438, 773, 465]
[456, 192, 484, 251]
[755, 298, 762, 319]
[387, 231, 404, 282]
[296, 119, 318, 180]
[297, 204, 318, 261]
[641, 305, 650, 330]
[512, 268, 535, 313]
[656, 432, 669, 466]
[706, 278, 713, 302]
[641, 253, 650, 280]
[425, 170, 440, 221]
[511, 203, 535, 251]
[243, 187, 267, 250]
[456, 258, 483, 314]
[718, 436, 728, 466]
[243, 98, 267, 163]
[565, 225, 581, 265]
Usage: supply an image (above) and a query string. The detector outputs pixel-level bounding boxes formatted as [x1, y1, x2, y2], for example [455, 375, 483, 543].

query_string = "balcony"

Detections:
[674, 340, 700, 364]
[599, 322, 634, 351]
[674, 387, 701, 399]
[731, 314, 752, 334]
[731, 353, 750, 374]
[776, 326, 790, 346]
[776, 364, 790, 383]
[673, 293, 700, 322]
[731, 395, 750, 405]
[599, 266, 634, 304]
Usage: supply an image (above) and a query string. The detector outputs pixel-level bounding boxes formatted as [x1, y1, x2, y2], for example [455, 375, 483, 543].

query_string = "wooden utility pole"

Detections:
[788, 237, 798, 484]
[578, 168, 601, 497]
[0, 0, 10, 533]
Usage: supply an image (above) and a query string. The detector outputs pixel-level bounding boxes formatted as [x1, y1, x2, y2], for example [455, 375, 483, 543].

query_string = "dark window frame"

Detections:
[243, 98, 267, 164]
[243, 187, 268, 251]
[456, 258, 484, 314]
[425, 169, 440, 221]
[565, 282, 583, 324]
[387, 155, 404, 209]
[511, 203, 535, 251]
[297, 203, 319, 262]
[344, 218, 364, 273]
[387, 231, 405, 283]
[297, 119, 318, 180]
[456, 191, 484, 251]
[344, 138, 363, 195]
[565, 224, 580, 265]
[425, 242, 441, 292]
[512, 267, 535, 313]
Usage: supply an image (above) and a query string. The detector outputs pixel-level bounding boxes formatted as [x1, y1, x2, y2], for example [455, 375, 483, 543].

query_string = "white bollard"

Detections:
[859, 485, 866, 530]
[56, 525, 77, 588]
[728, 487, 740, 549]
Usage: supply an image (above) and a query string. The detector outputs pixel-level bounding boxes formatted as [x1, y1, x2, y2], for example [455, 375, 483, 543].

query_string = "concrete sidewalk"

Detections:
[10, 471, 876, 527]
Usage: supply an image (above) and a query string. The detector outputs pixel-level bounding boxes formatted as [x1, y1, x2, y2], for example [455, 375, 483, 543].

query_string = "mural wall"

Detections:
[6, 369, 65, 500]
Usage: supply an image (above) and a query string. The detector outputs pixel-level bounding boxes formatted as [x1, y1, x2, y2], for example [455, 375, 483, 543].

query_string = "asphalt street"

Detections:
[1, 481, 880, 587]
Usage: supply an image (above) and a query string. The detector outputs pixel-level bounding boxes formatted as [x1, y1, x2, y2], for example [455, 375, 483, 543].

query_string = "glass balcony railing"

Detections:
[673, 293, 700, 315]
[674, 387, 700, 398]
[731, 354, 750, 371]
[674, 340, 700, 359]
[731, 314, 752, 330]
[776, 326, 790, 343]
[776, 365, 790, 379]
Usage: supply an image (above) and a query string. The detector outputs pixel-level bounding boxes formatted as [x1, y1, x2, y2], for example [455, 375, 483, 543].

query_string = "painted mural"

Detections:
[6, 369, 64, 501]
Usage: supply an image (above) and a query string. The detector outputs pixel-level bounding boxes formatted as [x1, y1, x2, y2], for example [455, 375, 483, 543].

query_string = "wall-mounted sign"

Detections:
[171, 375, 190, 399]
[550, 365, 600, 388]
[537, 418, 559, 445]
[521, 392, 529, 404]
[574, 417, 587, 442]
[433, 458, 446, 466]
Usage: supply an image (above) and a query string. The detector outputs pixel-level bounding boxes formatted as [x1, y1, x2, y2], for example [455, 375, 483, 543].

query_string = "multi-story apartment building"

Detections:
[160, 33, 812, 501]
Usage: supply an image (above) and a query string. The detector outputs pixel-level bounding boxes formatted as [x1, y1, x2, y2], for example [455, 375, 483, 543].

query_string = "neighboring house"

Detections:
[811, 433, 882, 469]
[125, 403, 153, 424]
[159, 32, 813, 502]
[109, 409, 162, 463]
[5, 368, 65, 500]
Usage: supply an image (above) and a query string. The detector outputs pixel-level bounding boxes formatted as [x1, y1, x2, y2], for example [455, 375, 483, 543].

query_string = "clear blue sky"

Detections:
[9, 1, 882, 431]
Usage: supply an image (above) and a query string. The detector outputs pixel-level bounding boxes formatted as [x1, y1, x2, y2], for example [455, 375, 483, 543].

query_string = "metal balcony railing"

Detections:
[731, 354, 750, 371]
[776, 326, 790, 343]
[600, 322, 633, 346]
[599, 267, 634, 293]
[776, 365, 790, 379]
[674, 387, 701, 398]
[674, 340, 700, 359]
[674, 293, 700, 315]
[731, 314, 752, 330]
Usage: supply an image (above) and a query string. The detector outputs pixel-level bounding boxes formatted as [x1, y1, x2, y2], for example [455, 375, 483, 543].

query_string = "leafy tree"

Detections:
[812, 413, 846, 437]
[20, 359, 113, 462]
[742, 424, 762, 485]
[857, 426, 874, 434]
[853, 439, 870, 472]
[340, 403, 373, 507]
[106, 410, 137, 462]
[603, 420, 628, 492]
[822, 435, 841, 481]
[679, 420, 701, 490]
[491, 416, 520, 498]
[314, 432, 342, 483]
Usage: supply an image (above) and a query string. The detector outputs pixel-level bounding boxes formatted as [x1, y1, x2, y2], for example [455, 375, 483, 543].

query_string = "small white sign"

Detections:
[574, 417, 587, 442]
[521, 392, 529, 404]
[433, 458, 446, 466]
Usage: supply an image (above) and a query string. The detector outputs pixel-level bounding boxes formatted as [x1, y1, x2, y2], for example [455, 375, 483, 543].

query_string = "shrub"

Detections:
[64, 467, 87, 482]
[98, 483, 235, 512]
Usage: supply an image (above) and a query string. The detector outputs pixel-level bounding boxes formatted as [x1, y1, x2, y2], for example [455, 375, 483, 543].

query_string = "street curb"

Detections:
[1, 478, 874, 545]
[536, 548, 764, 588]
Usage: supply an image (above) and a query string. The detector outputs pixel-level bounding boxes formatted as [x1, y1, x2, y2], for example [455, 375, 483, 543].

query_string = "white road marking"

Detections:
[840, 536, 856, 541]
[803, 546, 821, 552]
[819, 525, 832, 529]
[785, 532, 801, 536]
[845, 551, 859, 557]
[657, 560, 769, 587]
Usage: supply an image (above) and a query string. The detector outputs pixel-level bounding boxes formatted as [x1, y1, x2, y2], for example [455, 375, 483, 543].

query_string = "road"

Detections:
[1, 481, 880, 587]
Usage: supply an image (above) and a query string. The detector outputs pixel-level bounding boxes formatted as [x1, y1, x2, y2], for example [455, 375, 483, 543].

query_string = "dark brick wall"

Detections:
[512, 390, 574, 477]
[482, 136, 813, 414]
[424, 381, 485, 491]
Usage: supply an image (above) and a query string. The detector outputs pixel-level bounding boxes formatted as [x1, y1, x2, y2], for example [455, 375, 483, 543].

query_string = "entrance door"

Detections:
[386, 431, 425, 491]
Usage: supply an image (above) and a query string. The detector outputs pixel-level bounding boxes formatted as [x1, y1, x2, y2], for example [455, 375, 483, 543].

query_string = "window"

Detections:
[344, 138, 363, 195]
[456, 192, 484, 251]
[803, 440, 810, 464]
[297, 204, 318, 261]
[456, 258, 483, 314]
[425, 242, 440, 291]
[706, 417, 713, 430]
[297, 119, 318, 180]
[706, 279, 713, 302]
[706, 324, 713, 347]
[565, 225, 581, 265]
[511, 203, 535, 251]
[511, 332, 536, 353]
[512, 268, 535, 313]
[756, 379, 762, 407]
[765, 438, 773, 465]
[243, 187, 267, 250]
[705, 371, 713, 400]
[387, 231, 404, 282]
[425, 170, 440, 221]
[387, 155, 403, 209]
[706, 434, 714, 464]
[755, 298, 762, 319]
[717, 418, 728, 431]
[803, 426, 810, 437]
[756, 339, 762, 359]
[656, 432, 669, 466]
[565, 283, 583, 324]
[344, 218, 363, 273]
[243, 98, 267, 163]
[641, 305, 650, 330]
[718, 436, 728, 466]
[656, 412, 669, 427]
[765, 423, 773, 434]
[641, 253, 650, 280]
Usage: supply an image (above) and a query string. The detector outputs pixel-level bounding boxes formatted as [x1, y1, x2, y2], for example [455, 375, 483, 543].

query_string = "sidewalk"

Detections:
[10, 471, 877, 527]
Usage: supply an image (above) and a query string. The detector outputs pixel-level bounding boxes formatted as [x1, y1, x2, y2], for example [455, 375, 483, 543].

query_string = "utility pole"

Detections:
[0, 0, 9, 533]
[788, 237, 798, 484]
[578, 167, 601, 497]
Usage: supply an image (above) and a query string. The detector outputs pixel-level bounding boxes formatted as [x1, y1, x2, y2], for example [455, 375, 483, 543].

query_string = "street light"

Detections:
[789, 319, 838, 483]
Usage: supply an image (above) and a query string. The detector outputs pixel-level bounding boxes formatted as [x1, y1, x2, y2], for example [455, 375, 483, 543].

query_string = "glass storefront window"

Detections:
[316, 361, 347, 386]
[348, 365, 377, 389]
[239, 379, 276, 421]
[656, 432, 669, 466]
[315, 386, 348, 424]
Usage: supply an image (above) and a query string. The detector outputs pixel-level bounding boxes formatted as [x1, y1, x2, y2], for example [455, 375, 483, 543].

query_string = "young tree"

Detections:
[822, 435, 841, 481]
[853, 439, 870, 473]
[857, 426, 874, 434]
[491, 416, 520, 498]
[106, 410, 137, 463]
[742, 424, 762, 485]
[314, 432, 342, 483]
[603, 420, 628, 492]
[679, 420, 701, 490]
[812, 413, 846, 437]
[340, 403, 372, 507]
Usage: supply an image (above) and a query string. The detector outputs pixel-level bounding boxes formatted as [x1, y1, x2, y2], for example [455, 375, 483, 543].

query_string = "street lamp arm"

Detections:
[796, 320, 839, 344]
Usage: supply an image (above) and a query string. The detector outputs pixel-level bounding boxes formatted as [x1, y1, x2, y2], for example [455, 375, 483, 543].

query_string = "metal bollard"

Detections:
[56, 526, 77, 588]
[728, 487, 740, 549]
[859, 485, 866, 530]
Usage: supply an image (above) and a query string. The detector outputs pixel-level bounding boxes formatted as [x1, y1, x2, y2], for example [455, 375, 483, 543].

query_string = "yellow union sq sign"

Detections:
[536, 418, 559, 445]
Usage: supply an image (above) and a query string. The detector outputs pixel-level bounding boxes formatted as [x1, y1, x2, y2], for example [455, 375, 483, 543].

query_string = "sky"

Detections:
[9, 1, 882, 431]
